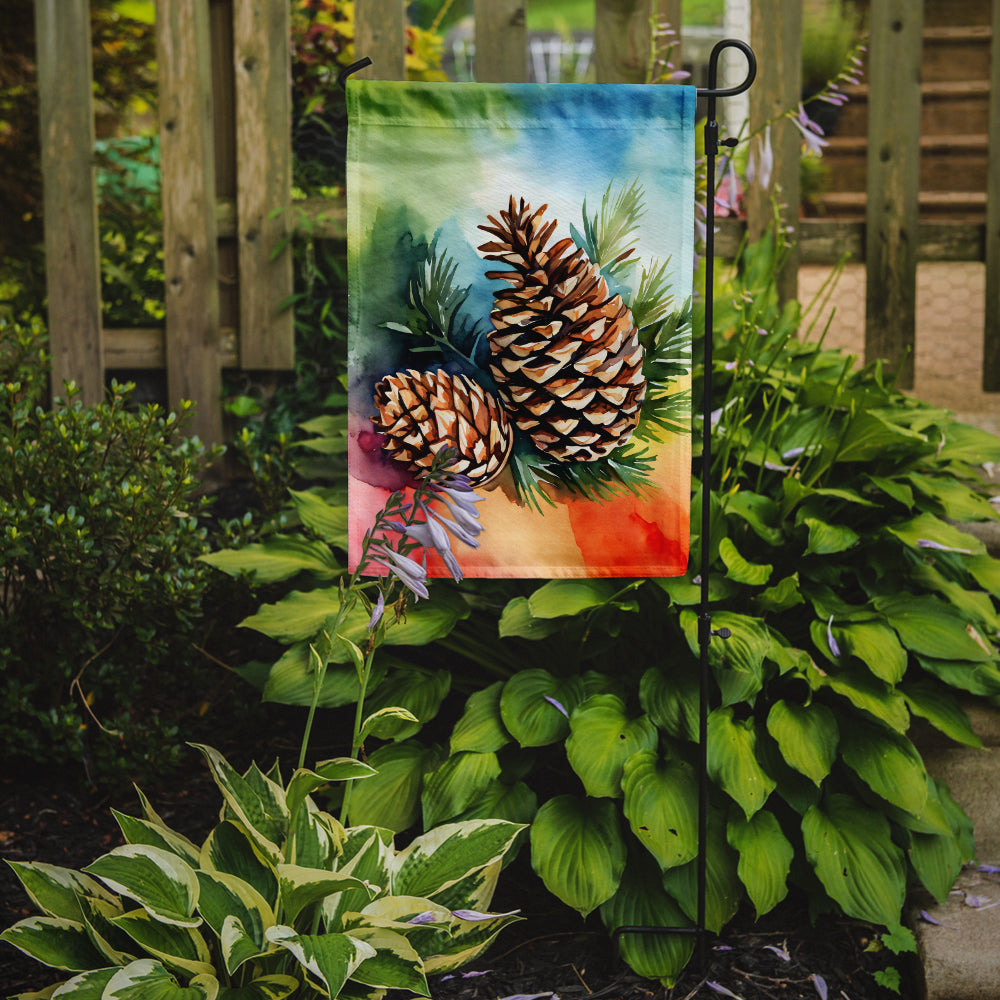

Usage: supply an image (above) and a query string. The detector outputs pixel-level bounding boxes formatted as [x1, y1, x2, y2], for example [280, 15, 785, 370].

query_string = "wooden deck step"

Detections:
[813, 190, 987, 222]
[922, 25, 993, 82]
[835, 80, 991, 137]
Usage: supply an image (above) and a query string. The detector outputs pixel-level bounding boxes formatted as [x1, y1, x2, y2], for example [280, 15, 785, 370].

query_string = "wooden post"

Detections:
[34, 0, 104, 405]
[594, 0, 653, 83]
[983, 0, 1000, 390]
[864, 0, 923, 389]
[474, 0, 526, 83]
[157, 0, 223, 444]
[354, 0, 406, 80]
[746, 0, 801, 305]
[233, 0, 294, 369]
[654, 0, 682, 77]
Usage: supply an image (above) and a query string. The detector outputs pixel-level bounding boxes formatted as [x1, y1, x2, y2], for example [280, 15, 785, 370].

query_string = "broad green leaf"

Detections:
[680, 610, 770, 706]
[865, 474, 914, 509]
[530, 795, 626, 916]
[322, 830, 393, 930]
[802, 794, 906, 926]
[755, 573, 804, 614]
[265, 926, 374, 998]
[967, 553, 1000, 597]
[261, 643, 385, 709]
[621, 751, 698, 870]
[199, 822, 278, 910]
[807, 660, 910, 732]
[83, 846, 200, 928]
[46, 967, 117, 998]
[834, 410, 927, 463]
[219, 915, 268, 980]
[288, 488, 349, 547]
[839, 718, 928, 816]
[75, 894, 138, 967]
[906, 472, 998, 521]
[707, 707, 776, 818]
[110, 909, 214, 978]
[453, 779, 538, 827]
[724, 490, 784, 545]
[276, 865, 373, 925]
[450, 682, 511, 754]
[112, 813, 201, 868]
[901, 680, 982, 748]
[0, 916, 107, 971]
[566, 695, 658, 798]
[910, 562, 1000, 632]
[655, 573, 737, 606]
[765, 700, 838, 786]
[347, 740, 442, 832]
[497, 597, 564, 639]
[393, 820, 524, 900]
[195, 871, 273, 974]
[835, 621, 907, 684]
[727, 811, 793, 917]
[215, 975, 299, 1000]
[527, 579, 617, 618]
[599, 853, 694, 987]
[346, 926, 428, 994]
[935, 421, 1000, 464]
[874, 594, 995, 662]
[200, 536, 340, 584]
[421, 751, 502, 828]
[499, 670, 584, 747]
[103, 959, 218, 1000]
[5, 862, 117, 923]
[916, 655, 1000, 697]
[718, 537, 772, 586]
[908, 777, 969, 905]
[885, 512, 985, 557]
[802, 517, 859, 556]
[360, 706, 421, 742]
[639, 664, 699, 742]
[362, 667, 451, 740]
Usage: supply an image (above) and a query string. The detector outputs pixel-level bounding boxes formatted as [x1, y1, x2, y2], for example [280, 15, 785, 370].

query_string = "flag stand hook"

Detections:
[612, 37, 756, 974]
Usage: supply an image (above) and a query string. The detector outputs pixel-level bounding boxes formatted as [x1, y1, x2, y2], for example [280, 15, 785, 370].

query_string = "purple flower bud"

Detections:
[367, 590, 385, 631]
[407, 911, 438, 925]
[827, 616, 841, 658]
[544, 695, 569, 718]
[812, 974, 828, 1000]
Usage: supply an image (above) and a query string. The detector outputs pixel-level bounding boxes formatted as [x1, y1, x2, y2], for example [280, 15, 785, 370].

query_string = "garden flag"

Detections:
[347, 81, 696, 577]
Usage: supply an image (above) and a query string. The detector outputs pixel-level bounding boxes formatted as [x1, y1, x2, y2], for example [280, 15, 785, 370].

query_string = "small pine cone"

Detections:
[478, 195, 646, 462]
[372, 368, 513, 487]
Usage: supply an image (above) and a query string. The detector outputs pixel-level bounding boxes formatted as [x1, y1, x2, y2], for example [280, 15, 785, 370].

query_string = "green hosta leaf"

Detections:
[967, 553, 1000, 597]
[566, 695, 658, 798]
[497, 596, 564, 639]
[599, 853, 694, 987]
[906, 472, 998, 521]
[874, 594, 995, 662]
[527, 579, 619, 618]
[112, 812, 201, 868]
[834, 410, 927, 463]
[901, 680, 982, 748]
[499, 670, 584, 747]
[756, 573, 804, 614]
[639, 664, 699, 742]
[450, 682, 511, 754]
[655, 573, 737, 606]
[265, 926, 375, 997]
[909, 816, 966, 906]
[0, 916, 107, 971]
[219, 915, 269, 980]
[421, 751, 502, 828]
[680, 610, 770, 706]
[916, 655, 1000, 697]
[839, 718, 929, 816]
[803, 517, 859, 556]
[885, 512, 985, 556]
[718, 537, 772, 586]
[76, 894, 135, 966]
[621, 751, 698, 870]
[802, 793, 906, 926]
[200, 535, 340, 584]
[111, 908, 214, 978]
[807, 660, 910, 732]
[935, 421, 1000, 464]
[724, 490, 784, 545]
[83, 846, 200, 928]
[835, 621, 907, 684]
[276, 865, 374, 925]
[911, 562, 1000, 633]
[346, 926, 428, 994]
[707, 708, 776, 818]
[362, 667, 451, 740]
[530, 795, 626, 917]
[103, 959, 218, 999]
[322, 830, 393, 931]
[4, 862, 118, 923]
[661, 811, 741, 933]
[216, 975, 299, 1000]
[866, 474, 914, 509]
[347, 740, 442, 832]
[453, 779, 538, 827]
[261, 643, 386, 709]
[200, 822, 278, 910]
[288, 488, 349, 547]
[727, 811, 793, 917]
[393, 820, 524, 901]
[765, 700, 838, 786]
[195, 871, 273, 974]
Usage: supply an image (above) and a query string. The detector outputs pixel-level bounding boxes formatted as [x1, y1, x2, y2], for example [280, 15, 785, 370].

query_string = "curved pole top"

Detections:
[697, 39, 756, 99]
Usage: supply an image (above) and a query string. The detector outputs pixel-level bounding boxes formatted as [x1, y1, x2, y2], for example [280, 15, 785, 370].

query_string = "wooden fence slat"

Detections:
[594, 0, 653, 83]
[233, 0, 294, 369]
[354, 0, 407, 81]
[746, 0, 801, 305]
[34, 0, 103, 405]
[473, 0, 527, 82]
[983, 0, 1000, 389]
[864, 0, 923, 389]
[157, 0, 223, 445]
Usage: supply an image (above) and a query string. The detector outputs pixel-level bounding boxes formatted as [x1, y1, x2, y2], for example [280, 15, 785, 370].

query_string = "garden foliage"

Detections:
[207, 231, 1000, 984]
[1, 744, 524, 998]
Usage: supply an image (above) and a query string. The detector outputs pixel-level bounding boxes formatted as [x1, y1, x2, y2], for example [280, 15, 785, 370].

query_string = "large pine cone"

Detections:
[478, 196, 646, 462]
[372, 368, 513, 487]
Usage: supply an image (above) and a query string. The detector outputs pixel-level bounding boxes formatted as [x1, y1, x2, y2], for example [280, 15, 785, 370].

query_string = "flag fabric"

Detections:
[347, 80, 696, 578]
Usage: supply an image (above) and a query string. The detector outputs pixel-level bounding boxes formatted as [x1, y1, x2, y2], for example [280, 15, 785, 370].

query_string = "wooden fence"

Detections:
[33, 0, 1000, 445]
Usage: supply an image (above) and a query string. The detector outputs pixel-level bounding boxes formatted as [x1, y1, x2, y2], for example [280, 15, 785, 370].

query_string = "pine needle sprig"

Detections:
[630, 257, 676, 332]
[573, 179, 646, 276]
[635, 306, 693, 441]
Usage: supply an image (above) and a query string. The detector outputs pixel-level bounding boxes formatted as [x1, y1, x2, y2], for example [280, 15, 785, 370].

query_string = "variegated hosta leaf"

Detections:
[288, 802, 344, 870]
[46, 966, 118, 997]
[285, 760, 376, 824]
[499, 669, 585, 747]
[421, 751, 502, 829]
[195, 871, 274, 974]
[83, 846, 200, 928]
[706, 707, 776, 819]
[4, 861, 118, 922]
[344, 926, 429, 995]
[726, 810, 793, 918]
[765, 700, 838, 786]
[802, 793, 906, 926]
[110, 908, 214, 979]
[112, 810, 202, 868]
[214, 974, 300, 1000]
[0, 916, 107, 971]
[265, 926, 376, 998]
[77, 894, 136, 966]
[322, 829, 393, 931]
[450, 681, 511, 754]
[101, 958, 218, 999]
[200, 822, 279, 910]
[421, 860, 501, 917]
[529, 795, 626, 917]
[421, 907, 522, 975]
[276, 864, 375, 925]
[391, 820, 524, 901]
[621, 751, 698, 871]
[566, 695, 658, 798]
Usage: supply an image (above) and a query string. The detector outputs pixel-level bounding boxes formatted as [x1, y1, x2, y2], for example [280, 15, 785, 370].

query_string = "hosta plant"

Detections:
[1, 743, 523, 999]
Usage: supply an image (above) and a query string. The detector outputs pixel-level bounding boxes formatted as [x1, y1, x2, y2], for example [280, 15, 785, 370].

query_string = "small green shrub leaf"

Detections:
[0, 916, 107, 972]
[265, 925, 374, 997]
[421, 751, 502, 829]
[450, 682, 511, 754]
[839, 719, 929, 816]
[718, 537, 772, 585]
[727, 811, 793, 917]
[707, 708, 776, 818]
[530, 796, 626, 916]
[566, 695, 658, 798]
[499, 670, 584, 747]
[802, 794, 905, 926]
[765, 700, 838, 786]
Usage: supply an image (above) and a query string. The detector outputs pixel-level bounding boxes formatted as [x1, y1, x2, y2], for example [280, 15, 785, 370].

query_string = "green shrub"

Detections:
[0, 317, 220, 783]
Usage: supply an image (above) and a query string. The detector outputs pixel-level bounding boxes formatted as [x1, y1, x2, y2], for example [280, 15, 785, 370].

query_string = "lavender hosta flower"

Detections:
[368, 543, 430, 600]
[827, 615, 842, 658]
[407, 911, 438, 925]
[811, 973, 828, 1000]
[544, 695, 569, 718]
[917, 538, 973, 555]
[367, 590, 385, 631]
[746, 124, 774, 191]
[791, 103, 828, 157]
